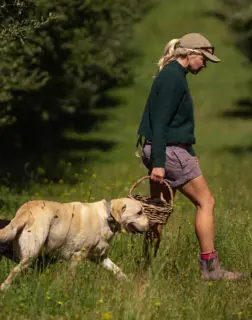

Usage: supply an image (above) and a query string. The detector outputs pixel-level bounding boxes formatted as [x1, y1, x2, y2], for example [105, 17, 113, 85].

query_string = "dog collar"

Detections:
[106, 200, 120, 232]
[106, 200, 113, 223]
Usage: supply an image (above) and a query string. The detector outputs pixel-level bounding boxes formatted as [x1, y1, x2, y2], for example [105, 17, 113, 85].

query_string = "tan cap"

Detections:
[179, 33, 221, 63]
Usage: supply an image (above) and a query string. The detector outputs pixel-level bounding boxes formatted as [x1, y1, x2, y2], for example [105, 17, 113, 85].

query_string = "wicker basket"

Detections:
[127, 176, 174, 225]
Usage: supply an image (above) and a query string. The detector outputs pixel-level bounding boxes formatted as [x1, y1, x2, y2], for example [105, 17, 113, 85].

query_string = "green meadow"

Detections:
[0, 0, 251, 319]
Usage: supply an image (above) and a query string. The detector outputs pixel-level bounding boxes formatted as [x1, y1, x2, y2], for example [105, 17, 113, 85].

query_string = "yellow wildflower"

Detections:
[99, 299, 104, 304]
[103, 312, 112, 319]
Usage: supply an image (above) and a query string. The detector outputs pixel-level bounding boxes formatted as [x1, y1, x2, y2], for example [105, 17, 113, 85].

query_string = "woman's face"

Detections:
[187, 54, 207, 75]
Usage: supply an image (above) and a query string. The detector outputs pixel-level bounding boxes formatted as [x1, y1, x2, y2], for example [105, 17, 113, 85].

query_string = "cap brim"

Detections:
[200, 49, 221, 63]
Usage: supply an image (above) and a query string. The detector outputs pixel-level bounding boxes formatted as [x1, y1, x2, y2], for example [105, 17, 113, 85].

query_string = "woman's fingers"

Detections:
[151, 168, 165, 183]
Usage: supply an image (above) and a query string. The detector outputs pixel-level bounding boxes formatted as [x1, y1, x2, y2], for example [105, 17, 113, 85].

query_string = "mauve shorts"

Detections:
[142, 144, 202, 189]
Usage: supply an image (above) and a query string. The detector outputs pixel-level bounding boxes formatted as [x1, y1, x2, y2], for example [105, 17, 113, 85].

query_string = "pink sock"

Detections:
[200, 250, 217, 261]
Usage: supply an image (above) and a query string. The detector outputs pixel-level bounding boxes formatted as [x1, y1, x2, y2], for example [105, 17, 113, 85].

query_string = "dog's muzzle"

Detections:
[126, 223, 145, 234]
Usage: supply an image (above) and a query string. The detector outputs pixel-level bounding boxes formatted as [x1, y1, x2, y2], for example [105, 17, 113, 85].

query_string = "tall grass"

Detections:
[0, 0, 251, 319]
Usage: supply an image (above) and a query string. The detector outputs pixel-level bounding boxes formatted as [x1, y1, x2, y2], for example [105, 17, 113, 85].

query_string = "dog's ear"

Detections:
[111, 200, 126, 224]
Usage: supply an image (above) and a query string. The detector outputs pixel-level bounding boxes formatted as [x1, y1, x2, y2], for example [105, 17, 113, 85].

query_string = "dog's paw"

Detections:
[116, 272, 128, 281]
[0, 282, 10, 292]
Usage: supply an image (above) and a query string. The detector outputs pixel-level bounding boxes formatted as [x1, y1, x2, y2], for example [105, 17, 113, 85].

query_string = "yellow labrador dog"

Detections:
[0, 198, 149, 291]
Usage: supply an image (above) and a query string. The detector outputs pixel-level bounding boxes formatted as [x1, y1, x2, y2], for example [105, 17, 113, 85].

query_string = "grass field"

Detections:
[0, 0, 252, 319]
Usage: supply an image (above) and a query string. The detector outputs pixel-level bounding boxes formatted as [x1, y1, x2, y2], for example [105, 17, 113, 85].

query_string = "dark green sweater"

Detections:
[137, 60, 196, 168]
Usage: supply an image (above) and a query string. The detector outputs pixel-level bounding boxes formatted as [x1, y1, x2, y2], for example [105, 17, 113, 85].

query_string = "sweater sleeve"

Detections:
[151, 72, 184, 168]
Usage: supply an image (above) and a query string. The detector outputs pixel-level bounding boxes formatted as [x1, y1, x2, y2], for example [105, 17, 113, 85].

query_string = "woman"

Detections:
[137, 33, 242, 280]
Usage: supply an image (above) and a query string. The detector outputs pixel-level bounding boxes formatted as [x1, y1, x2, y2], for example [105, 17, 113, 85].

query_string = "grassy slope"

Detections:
[0, 0, 252, 319]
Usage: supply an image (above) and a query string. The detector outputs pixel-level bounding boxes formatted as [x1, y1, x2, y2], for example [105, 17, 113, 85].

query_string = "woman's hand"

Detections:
[151, 168, 165, 183]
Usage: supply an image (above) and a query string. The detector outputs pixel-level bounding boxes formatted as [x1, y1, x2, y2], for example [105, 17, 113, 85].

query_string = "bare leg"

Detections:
[178, 175, 215, 252]
[179, 176, 244, 280]
[101, 257, 127, 280]
[0, 258, 31, 291]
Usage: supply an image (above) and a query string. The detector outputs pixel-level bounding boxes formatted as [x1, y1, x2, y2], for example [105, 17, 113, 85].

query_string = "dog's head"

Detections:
[111, 198, 149, 233]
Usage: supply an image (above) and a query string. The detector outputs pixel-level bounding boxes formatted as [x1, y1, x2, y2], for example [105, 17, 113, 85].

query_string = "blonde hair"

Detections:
[157, 38, 202, 72]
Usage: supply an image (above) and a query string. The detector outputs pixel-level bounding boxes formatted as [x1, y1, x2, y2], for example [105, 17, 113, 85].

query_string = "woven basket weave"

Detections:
[128, 176, 174, 225]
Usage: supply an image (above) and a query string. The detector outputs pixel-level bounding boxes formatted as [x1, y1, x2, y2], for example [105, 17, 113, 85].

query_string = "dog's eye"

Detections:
[137, 210, 142, 215]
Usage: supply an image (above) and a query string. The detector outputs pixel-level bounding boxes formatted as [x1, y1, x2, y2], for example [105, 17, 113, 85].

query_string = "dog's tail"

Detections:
[0, 210, 28, 242]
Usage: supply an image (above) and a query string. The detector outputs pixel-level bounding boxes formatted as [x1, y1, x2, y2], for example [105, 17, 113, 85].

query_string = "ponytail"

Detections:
[157, 38, 181, 72]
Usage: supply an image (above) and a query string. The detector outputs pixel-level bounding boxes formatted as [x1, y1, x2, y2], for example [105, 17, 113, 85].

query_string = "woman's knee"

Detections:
[198, 194, 215, 210]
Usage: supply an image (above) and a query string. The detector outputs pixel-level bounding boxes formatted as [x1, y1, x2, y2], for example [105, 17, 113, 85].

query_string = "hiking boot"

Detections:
[200, 254, 243, 281]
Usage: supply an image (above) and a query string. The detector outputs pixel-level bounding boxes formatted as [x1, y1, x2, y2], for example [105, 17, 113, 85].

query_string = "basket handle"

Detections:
[129, 175, 174, 207]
